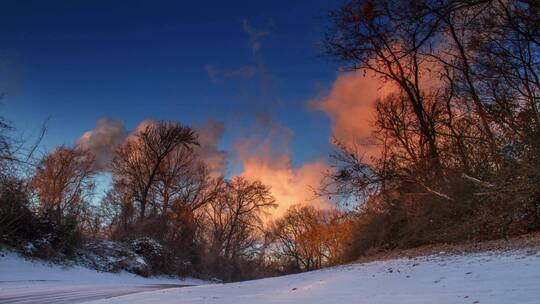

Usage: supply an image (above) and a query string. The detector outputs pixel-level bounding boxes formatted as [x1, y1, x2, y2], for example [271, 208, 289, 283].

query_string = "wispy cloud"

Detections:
[241, 19, 270, 56]
[203, 64, 257, 84]
[204, 18, 274, 92]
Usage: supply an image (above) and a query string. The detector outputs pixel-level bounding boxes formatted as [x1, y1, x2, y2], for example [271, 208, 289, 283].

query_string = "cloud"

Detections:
[233, 117, 330, 219]
[242, 19, 274, 93]
[312, 60, 443, 161]
[312, 71, 395, 160]
[78, 118, 226, 174]
[80, 114, 326, 220]
[193, 119, 227, 176]
[203, 64, 257, 84]
[205, 19, 274, 94]
[241, 19, 269, 56]
[240, 152, 329, 219]
[77, 118, 127, 170]
[129, 119, 226, 175]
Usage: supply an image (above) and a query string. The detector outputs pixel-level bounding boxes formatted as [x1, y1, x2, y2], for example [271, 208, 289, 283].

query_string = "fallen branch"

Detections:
[405, 178, 454, 201]
[461, 173, 495, 188]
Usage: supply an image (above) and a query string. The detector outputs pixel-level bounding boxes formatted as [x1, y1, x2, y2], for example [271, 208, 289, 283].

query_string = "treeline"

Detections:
[1, 0, 539, 282]
[0, 120, 351, 281]
[324, 0, 540, 258]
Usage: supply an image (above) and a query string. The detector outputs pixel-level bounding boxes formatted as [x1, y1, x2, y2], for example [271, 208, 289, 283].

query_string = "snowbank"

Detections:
[0, 250, 206, 291]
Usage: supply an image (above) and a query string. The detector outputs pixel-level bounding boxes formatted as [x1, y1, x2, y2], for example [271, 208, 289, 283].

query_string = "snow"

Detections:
[85, 249, 540, 304]
[2, 248, 540, 303]
[0, 250, 206, 291]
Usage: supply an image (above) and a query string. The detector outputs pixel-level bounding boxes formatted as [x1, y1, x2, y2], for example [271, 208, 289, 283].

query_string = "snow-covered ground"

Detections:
[0, 251, 204, 289]
[2, 248, 540, 303]
[0, 250, 206, 303]
[85, 249, 540, 304]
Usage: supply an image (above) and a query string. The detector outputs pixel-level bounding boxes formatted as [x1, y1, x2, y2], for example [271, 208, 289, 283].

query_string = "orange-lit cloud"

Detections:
[312, 71, 395, 161]
[233, 119, 331, 219]
[312, 62, 442, 162]
[240, 154, 329, 219]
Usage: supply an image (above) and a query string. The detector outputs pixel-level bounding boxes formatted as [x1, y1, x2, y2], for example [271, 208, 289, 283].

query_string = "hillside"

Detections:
[81, 246, 540, 304]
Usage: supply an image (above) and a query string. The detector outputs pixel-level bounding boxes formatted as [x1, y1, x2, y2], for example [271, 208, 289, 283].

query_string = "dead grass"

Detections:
[356, 232, 540, 263]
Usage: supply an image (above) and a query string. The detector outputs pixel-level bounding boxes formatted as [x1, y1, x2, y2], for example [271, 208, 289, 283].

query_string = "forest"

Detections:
[0, 0, 539, 283]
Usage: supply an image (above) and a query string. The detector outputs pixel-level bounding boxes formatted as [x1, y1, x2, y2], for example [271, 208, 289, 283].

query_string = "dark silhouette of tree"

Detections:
[110, 121, 198, 220]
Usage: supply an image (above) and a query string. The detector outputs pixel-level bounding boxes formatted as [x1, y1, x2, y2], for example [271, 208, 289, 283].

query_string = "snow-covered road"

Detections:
[0, 251, 205, 304]
[0, 283, 185, 304]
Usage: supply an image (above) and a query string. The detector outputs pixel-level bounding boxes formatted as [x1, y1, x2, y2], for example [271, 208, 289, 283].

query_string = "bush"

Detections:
[0, 178, 36, 246]
[346, 167, 540, 260]
[0, 177, 82, 259]
[27, 214, 82, 259]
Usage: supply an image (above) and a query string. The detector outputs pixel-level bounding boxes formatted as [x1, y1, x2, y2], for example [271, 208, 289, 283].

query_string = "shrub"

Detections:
[0, 177, 82, 258]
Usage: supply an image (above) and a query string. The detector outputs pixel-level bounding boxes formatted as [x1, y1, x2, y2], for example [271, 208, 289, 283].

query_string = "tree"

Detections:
[269, 205, 351, 272]
[203, 176, 276, 280]
[31, 146, 96, 222]
[0, 117, 14, 175]
[110, 121, 198, 220]
[154, 147, 217, 240]
[325, 0, 444, 173]
[323, 0, 540, 254]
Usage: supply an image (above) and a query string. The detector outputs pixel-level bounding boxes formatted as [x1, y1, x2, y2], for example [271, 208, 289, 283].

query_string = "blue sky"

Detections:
[0, 0, 343, 172]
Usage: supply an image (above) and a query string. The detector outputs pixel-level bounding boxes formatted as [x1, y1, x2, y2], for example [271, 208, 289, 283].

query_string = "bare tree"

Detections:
[325, 0, 444, 173]
[323, 0, 540, 254]
[110, 121, 198, 220]
[203, 177, 276, 280]
[31, 146, 96, 221]
[269, 205, 351, 272]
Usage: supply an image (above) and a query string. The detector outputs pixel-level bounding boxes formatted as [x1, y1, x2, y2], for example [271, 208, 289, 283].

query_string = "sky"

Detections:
[0, 1, 383, 215]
